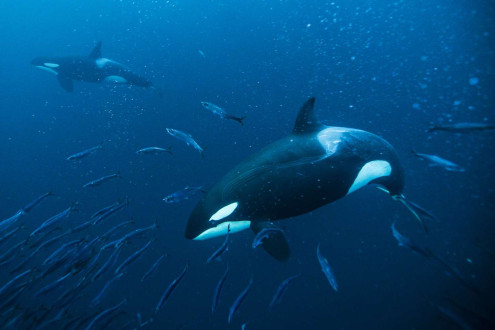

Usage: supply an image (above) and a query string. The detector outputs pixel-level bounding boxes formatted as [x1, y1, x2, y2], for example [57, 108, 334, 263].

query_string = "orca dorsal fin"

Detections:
[89, 41, 102, 58]
[292, 97, 322, 134]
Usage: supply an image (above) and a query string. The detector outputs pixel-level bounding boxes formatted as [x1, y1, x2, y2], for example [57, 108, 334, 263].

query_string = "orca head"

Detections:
[31, 57, 61, 75]
[185, 198, 250, 240]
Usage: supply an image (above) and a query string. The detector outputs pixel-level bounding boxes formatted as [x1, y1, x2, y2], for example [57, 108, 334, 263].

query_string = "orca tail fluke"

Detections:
[251, 222, 290, 262]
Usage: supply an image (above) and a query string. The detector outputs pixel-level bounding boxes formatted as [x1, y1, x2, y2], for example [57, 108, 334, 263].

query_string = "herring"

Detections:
[201, 102, 246, 125]
[21, 191, 53, 213]
[269, 274, 300, 308]
[411, 150, 465, 172]
[91, 273, 123, 306]
[228, 277, 253, 323]
[0, 210, 24, 233]
[29, 204, 77, 237]
[207, 224, 230, 263]
[91, 199, 128, 225]
[165, 128, 204, 158]
[114, 240, 153, 274]
[82, 172, 121, 188]
[211, 266, 229, 313]
[428, 122, 494, 133]
[154, 264, 188, 314]
[35, 272, 71, 297]
[391, 222, 479, 293]
[66, 145, 102, 161]
[136, 146, 172, 155]
[85, 298, 127, 330]
[163, 186, 204, 203]
[91, 201, 120, 219]
[141, 255, 165, 282]
[316, 244, 338, 292]
[92, 244, 124, 282]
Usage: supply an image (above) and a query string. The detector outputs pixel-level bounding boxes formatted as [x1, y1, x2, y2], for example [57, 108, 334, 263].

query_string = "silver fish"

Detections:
[116, 222, 158, 246]
[165, 128, 204, 158]
[207, 225, 230, 263]
[316, 244, 338, 292]
[83, 172, 120, 188]
[0, 269, 31, 297]
[30, 204, 76, 237]
[35, 272, 71, 297]
[114, 240, 153, 274]
[66, 144, 102, 161]
[92, 244, 124, 282]
[411, 150, 465, 172]
[0, 210, 24, 233]
[141, 255, 165, 282]
[21, 191, 53, 213]
[391, 223, 478, 293]
[91, 201, 120, 219]
[86, 298, 127, 330]
[100, 220, 134, 241]
[136, 146, 172, 155]
[201, 102, 245, 125]
[110, 221, 158, 249]
[91, 199, 128, 225]
[0, 224, 23, 246]
[269, 274, 300, 308]
[0, 241, 25, 264]
[228, 277, 253, 323]
[43, 239, 83, 265]
[163, 185, 203, 203]
[432, 303, 473, 330]
[211, 266, 229, 313]
[391, 222, 434, 258]
[428, 122, 494, 133]
[154, 264, 188, 313]
[91, 273, 123, 306]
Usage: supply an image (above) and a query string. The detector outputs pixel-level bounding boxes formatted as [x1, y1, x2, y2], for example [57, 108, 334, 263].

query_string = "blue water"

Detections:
[1, 0, 494, 329]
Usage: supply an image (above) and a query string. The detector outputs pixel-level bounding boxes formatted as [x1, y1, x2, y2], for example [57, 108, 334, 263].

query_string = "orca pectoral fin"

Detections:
[150, 85, 163, 98]
[57, 75, 74, 92]
[251, 222, 290, 262]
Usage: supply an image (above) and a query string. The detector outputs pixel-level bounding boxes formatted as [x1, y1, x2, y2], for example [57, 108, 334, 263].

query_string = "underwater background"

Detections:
[1, 0, 494, 329]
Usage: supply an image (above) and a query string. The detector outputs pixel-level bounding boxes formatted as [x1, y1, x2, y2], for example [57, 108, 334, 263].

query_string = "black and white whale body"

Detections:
[185, 97, 424, 261]
[31, 42, 154, 92]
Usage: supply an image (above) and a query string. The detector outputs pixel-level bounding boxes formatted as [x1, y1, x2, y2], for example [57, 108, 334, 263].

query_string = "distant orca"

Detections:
[31, 42, 155, 92]
[185, 97, 429, 261]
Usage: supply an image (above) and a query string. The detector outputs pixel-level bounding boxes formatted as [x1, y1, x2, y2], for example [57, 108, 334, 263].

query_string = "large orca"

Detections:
[31, 42, 155, 92]
[185, 97, 428, 261]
